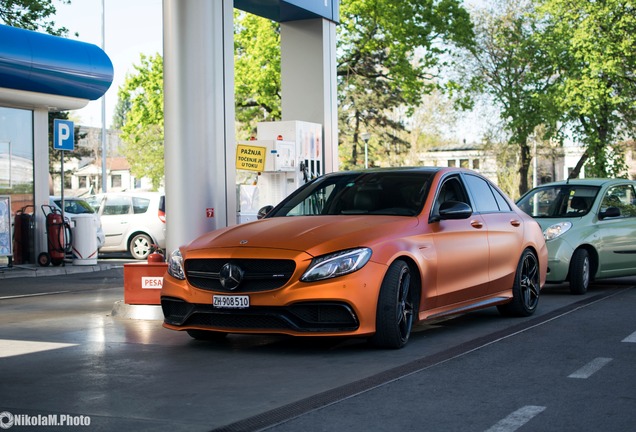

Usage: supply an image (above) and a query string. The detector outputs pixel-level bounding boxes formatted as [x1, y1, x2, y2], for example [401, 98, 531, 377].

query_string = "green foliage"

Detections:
[111, 96, 131, 131]
[456, 0, 559, 195]
[234, 11, 281, 138]
[337, 0, 474, 168]
[536, 0, 636, 178]
[117, 53, 164, 190]
[0, 0, 71, 35]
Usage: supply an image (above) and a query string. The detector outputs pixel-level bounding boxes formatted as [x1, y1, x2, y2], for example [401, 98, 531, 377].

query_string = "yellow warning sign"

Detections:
[236, 144, 266, 172]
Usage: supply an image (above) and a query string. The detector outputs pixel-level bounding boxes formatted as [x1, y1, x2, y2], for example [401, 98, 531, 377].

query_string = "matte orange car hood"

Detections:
[186, 216, 420, 257]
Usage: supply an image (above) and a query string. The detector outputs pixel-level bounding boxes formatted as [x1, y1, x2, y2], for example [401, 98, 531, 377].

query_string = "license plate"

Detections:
[213, 295, 249, 309]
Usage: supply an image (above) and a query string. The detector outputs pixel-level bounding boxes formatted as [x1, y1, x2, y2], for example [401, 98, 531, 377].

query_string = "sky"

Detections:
[53, 0, 486, 138]
[54, 0, 163, 128]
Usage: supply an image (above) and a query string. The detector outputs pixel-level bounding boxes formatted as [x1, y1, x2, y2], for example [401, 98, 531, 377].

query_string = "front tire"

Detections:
[498, 249, 540, 317]
[569, 249, 590, 295]
[369, 260, 414, 349]
[129, 233, 153, 260]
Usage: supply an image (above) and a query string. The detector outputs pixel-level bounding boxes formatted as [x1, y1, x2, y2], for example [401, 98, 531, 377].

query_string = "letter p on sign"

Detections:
[54, 119, 75, 151]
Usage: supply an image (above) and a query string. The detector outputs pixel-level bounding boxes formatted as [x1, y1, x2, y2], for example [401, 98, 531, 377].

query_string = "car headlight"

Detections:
[543, 221, 572, 240]
[301, 248, 372, 282]
[167, 249, 185, 280]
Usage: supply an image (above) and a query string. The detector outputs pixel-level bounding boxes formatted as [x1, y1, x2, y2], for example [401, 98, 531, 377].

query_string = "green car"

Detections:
[517, 178, 636, 294]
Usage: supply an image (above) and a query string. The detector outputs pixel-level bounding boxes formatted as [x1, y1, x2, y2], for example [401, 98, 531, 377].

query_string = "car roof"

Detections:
[532, 178, 636, 188]
[321, 166, 448, 177]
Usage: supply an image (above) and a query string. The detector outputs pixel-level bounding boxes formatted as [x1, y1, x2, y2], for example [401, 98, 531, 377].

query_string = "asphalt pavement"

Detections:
[0, 261, 634, 432]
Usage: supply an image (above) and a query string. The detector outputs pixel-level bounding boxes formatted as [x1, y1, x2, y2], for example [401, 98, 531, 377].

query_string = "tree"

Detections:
[0, 0, 72, 36]
[117, 53, 164, 190]
[536, 0, 636, 178]
[234, 11, 281, 138]
[337, 0, 474, 168]
[111, 96, 131, 131]
[387, 89, 459, 167]
[456, 0, 559, 196]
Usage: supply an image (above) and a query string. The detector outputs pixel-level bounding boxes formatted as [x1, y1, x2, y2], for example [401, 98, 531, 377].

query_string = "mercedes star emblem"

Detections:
[219, 263, 244, 290]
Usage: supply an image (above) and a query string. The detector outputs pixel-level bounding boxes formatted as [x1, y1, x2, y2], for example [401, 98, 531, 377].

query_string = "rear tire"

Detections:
[369, 260, 414, 349]
[129, 233, 153, 260]
[498, 249, 540, 317]
[569, 249, 590, 295]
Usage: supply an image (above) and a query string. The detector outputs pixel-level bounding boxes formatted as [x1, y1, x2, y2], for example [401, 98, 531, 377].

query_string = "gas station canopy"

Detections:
[0, 24, 113, 110]
[234, 0, 339, 23]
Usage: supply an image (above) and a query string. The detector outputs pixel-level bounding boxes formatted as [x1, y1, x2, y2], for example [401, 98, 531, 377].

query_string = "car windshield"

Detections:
[54, 199, 95, 215]
[517, 185, 600, 217]
[268, 171, 433, 217]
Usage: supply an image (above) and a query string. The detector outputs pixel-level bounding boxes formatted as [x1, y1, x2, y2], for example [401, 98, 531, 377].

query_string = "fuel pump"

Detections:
[236, 121, 323, 223]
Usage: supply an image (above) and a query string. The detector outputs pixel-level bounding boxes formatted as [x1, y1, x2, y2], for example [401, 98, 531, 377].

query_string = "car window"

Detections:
[132, 197, 151, 214]
[464, 174, 506, 213]
[432, 176, 469, 215]
[271, 172, 432, 217]
[286, 183, 336, 216]
[492, 187, 512, 211]
[84, 196, 102, 212]
[54, 199, 95, 214]
[102, 196, 132, 215]
[601, 184, 636, 217]
[517, 185, 600, 217]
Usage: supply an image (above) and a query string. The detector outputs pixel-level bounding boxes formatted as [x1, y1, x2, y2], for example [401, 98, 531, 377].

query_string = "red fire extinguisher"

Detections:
[147, 244, 164, 263]
[39, 205, 72, 267]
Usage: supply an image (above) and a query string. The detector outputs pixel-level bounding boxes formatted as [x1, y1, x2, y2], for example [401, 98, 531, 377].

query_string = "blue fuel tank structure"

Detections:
[0, 24, 113, 101]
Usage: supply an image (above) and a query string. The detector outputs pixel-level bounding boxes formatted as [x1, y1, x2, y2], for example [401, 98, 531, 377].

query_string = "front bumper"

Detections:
[162, 297, 359, 333]
[160, 256, 387, 337]
[545, 237, 575, 282]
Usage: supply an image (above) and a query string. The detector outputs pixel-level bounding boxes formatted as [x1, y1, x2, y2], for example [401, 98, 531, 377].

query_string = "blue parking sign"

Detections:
[54, 119, 75, 151]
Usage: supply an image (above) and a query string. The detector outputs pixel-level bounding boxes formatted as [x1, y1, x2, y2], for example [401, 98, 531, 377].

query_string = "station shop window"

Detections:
[0, 107, 34, 214]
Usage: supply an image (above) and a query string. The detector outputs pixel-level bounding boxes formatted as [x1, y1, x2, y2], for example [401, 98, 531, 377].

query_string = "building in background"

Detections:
[49, 126, 157, 196]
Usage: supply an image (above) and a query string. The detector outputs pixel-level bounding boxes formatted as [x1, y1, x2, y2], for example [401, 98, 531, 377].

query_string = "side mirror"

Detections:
[257, 205, 274, 219]
[438, 201, 473, 220]
[599, 206, 620, 220]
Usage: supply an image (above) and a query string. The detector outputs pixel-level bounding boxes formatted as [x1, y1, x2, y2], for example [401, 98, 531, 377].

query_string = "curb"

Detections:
[0, 263, 115, 279]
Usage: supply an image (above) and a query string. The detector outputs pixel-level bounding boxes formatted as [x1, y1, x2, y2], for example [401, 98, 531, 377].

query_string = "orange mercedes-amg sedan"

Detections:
[161, 167, 547, 348]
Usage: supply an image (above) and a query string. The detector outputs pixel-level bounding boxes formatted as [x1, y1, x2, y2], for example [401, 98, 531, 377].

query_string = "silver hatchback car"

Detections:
[85, 192, 166, 259]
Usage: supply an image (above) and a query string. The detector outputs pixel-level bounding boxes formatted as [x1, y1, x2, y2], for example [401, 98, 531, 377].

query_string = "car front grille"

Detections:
[161, 297, 359, 332]
[184, 258, 296, 293]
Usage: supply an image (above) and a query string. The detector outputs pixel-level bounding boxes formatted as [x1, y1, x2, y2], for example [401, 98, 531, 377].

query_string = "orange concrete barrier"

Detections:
[123, 262, 168, 305]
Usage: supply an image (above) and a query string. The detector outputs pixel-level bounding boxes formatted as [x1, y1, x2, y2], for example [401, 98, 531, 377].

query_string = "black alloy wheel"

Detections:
[498, 249, 540, 317]
[370, 260, 414, 349]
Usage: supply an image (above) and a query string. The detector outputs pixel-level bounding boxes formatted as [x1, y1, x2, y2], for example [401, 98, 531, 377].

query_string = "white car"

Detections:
[49, 196, 105, 248]
[85, 192, 166, 259]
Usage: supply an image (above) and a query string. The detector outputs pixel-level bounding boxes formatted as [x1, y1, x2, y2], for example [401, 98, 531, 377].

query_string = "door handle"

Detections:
[471, 220, 483, 229]
[510, 219, 521, 227]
